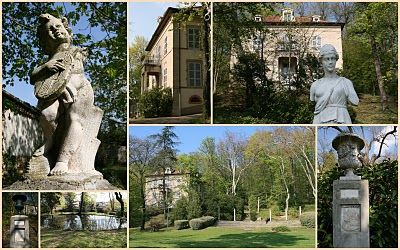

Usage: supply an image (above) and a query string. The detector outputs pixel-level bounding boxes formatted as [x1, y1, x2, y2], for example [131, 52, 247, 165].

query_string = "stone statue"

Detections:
[29, 14, 103, 177]
[310, 44, 359, 124]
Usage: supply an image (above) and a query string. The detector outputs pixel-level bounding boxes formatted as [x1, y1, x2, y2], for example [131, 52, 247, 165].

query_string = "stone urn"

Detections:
[12, 194, 27, 215]
[332, 133, 364, 180]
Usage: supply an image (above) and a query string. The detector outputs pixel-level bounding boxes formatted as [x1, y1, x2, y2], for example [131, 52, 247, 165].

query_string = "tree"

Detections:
[129, 135, 158, 230]
[2, 2, 127, 124]
[41, 193, 62, 214]
[348, 3, 398, 110]
[129, 36, 149, 117]
[115, 192, 125, 217]
[151, 126, 180, 217]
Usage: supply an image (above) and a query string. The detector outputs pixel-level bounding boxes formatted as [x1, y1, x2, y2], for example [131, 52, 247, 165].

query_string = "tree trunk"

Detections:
[140, 176, 146, 230]
[78, 192, 84, 215]
[202, 5, 211, 121]
[115, 192, 124, 217]
[370, 35, 387, 111]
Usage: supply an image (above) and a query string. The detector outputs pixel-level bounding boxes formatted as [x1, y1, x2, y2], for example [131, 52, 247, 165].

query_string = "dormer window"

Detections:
[282, 8, 294, 22]
[312, 15, 321, 22]
[254, 15, 262, 22]
[165, 167, 171, 174]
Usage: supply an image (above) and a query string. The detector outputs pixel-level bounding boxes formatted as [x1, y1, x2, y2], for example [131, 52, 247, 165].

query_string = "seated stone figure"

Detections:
[30, 14, 102, 176]
[310, 44, 359, 124]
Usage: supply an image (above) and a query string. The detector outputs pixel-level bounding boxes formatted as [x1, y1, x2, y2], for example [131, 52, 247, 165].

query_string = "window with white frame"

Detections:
[312, 36, 322, 50]
[164, 36, 168, 55]
[188, 28, 200, 49]
[157, 45, 161, 61]
[163, 67, 167, 88]
[188, 62, 202, 87]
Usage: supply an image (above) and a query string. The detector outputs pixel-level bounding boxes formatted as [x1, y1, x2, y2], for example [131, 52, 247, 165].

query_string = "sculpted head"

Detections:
[318, 44, 339, 62]
[37, 14, 72, 55]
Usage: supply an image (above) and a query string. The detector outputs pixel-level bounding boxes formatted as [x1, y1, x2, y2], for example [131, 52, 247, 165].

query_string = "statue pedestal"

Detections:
[10, 215, 30, 248]
[333, 179, 369, 248]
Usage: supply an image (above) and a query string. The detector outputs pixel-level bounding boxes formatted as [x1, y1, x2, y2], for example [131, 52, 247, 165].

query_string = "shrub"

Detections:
[300, 212, 315, 228]
[272, 226, 291, 232]
[148, 214, 166, 232]
[189, 216, 216, 230]
[174, 220, 189, 230]
[140, 87, 173, 118]
[288, 207, 299, 218]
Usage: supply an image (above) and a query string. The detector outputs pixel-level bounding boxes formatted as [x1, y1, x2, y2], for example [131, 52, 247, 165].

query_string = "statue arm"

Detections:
[310, 82, 316, 102]
[30, 59, 65, 85]
[344, 79, 359, 106]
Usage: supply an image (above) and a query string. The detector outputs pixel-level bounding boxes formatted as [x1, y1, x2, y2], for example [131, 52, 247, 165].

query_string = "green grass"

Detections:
[41, 229, 127, 248]
[129, 226, 315, 248]
[354, 94, 397, 124]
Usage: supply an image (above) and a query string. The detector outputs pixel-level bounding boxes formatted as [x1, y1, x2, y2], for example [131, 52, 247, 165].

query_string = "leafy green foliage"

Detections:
[140, 87, 173, 118]
[3, 2, 127, 125]
[172, 196, 188, 221]
[299, 212, 315, 228]
[189, 216, 215, 230]
[249, 194, 258, 221]
[318, 160, 398, 247]
[174, 220, 190, 230]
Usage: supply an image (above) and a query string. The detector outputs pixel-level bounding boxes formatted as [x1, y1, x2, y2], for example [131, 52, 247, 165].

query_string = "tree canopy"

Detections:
[2, 2, 127, 126]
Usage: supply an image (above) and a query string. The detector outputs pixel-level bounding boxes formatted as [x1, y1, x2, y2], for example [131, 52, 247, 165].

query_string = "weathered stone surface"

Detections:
[333, 180, 369, 248]
[10, 215, 30, 248]
[310, 44, 359, 124]
[4, 174, 118, 190]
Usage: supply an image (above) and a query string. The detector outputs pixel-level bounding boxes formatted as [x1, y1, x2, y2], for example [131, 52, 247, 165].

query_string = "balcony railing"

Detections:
[276, 42, 298, 51]
[142, 55, 161, 66]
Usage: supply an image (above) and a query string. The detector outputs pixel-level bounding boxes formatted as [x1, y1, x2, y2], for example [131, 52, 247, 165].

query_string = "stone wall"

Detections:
[2, 90, 43, 157]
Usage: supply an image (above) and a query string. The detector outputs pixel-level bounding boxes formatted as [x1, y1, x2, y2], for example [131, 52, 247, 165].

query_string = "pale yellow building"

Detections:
[235, 8, 345, 88]
[141, 7, 204, 116]
[145, 167, 188, 207]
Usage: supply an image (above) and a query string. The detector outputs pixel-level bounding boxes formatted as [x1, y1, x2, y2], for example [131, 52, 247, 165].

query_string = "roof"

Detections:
[146, 7, 179, 52]
[146, 168, 190, 177]
[2, 89, 40, 119]
[145, 6, 203, 52]
[261, 15, 345, 29]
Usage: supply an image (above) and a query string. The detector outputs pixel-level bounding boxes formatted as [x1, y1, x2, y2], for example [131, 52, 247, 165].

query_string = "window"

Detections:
[254, 15, 262, 22]
[312, 15, 321, 22]
[152, 78, 155, 88]
[163, 67, 167, 88]
[253, 37, 262, 50]
[188, 62, 202, 87]
[157, 45, 161, 61]
[282, 9, 293, 22]
[164, 36, 168, 55]
[188, 28, 200, 49]
[312, 36, 322, 50]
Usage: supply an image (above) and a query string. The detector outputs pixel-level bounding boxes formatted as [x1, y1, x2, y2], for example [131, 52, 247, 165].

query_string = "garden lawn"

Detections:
[41, 229, 127, 248]
[129, 226, 315, 248]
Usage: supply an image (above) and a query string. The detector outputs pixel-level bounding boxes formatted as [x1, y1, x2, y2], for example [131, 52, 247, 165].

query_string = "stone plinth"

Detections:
[333, 179, 369, 248]
[10, 215, 30, 248]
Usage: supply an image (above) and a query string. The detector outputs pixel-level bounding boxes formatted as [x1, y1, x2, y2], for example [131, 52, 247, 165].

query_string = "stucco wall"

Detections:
[2, 109, 43, 157]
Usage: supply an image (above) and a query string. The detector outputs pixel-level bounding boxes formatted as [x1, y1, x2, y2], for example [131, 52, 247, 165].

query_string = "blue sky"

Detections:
[3, 3, 114, 106]
[129, 126, 279, 155]
[129, 2, 180, 43]
[318, 126, 398, 160]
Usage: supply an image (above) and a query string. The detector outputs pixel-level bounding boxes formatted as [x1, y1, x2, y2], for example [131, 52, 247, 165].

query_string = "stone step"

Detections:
[216, 220, 301, 228]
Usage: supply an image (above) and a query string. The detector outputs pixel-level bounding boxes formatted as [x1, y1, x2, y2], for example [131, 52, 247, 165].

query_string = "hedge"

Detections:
[300, 212, 315, 228]
[189, 216, 216, 230]
[174, 220, 189, 230]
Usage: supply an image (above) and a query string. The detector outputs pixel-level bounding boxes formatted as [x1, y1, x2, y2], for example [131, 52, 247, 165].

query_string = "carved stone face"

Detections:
[321, 53, 337, 73]
[42, 17, 70, 45]
[337, 141, 362, 170]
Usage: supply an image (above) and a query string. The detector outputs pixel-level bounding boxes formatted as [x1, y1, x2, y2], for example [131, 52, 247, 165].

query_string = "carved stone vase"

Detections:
[332, 133, 364, 180]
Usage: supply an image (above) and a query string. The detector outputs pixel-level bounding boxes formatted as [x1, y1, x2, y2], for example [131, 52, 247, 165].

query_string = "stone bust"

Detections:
[310, 44, 359, 124]
[30, 14, 98, 176]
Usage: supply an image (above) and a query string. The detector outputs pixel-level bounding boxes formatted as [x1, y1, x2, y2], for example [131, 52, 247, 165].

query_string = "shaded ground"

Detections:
[353, 94, 397, 124]
[129, 226, 315, 248]
[129, 113, 204, 124]
[41, 229, 127, 248]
